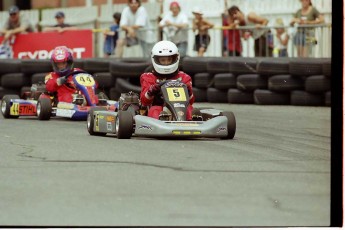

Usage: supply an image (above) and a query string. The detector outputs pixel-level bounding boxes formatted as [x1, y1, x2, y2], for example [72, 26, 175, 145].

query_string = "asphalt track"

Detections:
[0, 103, 330, 227]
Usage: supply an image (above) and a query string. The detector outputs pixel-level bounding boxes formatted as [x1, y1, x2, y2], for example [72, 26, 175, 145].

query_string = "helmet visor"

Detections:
[153, 54, 178, 66]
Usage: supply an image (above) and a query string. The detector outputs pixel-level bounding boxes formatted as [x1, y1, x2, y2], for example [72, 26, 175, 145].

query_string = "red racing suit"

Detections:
[45, 68, 97, 103]
[140, 71, 195, 120]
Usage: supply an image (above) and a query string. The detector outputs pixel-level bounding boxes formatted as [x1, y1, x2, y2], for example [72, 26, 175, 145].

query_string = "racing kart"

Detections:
[1, 71, 117, 120]
[87, 80, 236, 139]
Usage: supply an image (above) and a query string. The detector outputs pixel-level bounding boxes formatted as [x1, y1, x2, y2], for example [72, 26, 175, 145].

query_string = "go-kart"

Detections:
[1, 71, 117, 120]
[87, 80, 236, 139]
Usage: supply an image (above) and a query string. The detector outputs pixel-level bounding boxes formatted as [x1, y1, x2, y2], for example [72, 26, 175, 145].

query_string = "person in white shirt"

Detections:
[115, 0, 155, 58]
[273, 18, 289, 57]
[159, 1, 189, 57]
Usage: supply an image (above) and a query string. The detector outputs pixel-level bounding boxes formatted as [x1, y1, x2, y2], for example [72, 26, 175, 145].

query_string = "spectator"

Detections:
[0, 5, 34, 44]
[273, 18, 289, 57]
[103, 12, 121, 57]
[115, 0, 155, 58]
[290, 0, 324, 57]
[222, 0, 241, 57]
[159, 1, 189, 57]
[42, 11, 78, 33]
[228, 5, 272, 57]
[192, 7, 214, 57]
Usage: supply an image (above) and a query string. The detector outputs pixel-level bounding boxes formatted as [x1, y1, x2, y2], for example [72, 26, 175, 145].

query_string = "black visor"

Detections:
[153, 54, 178, 66]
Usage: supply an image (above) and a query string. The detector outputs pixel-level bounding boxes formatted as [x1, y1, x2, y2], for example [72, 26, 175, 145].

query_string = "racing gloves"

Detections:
[147, 83, 161, 97]
[56, 76, 67, 86]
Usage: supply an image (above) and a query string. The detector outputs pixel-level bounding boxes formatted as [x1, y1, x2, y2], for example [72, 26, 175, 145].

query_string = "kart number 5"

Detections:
[167, 88, 187, 101]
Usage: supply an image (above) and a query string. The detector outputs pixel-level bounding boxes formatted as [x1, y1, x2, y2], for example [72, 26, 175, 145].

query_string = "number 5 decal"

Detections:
[167, 88, 187, 101]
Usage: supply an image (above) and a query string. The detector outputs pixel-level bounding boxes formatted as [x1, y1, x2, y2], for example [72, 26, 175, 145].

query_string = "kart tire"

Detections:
[1, 95, 20, 118]
[257, 58, 289, 75]
[289, 58, 323, 76]
[115, 78, 141, 94]
[207, 88, 228, 103]
[0, 59, 21, 74]
[1, 73, 30, 89]
[87, 107, 107, 136]
[254, 89, 290, 105]
[227, 88, 254, 104]
[83, 58, 112, 73]
[192, 87, 207, 102]
[290, 90, 324, 106]
[116, 110, 133, 139]
[268, 75, 304, 92]
[37, 98, 52, 120]
[93, 72, 115, 89]
[220, 111, 236, 139]
[214, 73, 236, 90]
[21, 59, 52, 74]
[237, 74, 267, 92]
[194, 73, 212, 89]
[31, 73, 47, 84]
[305, 75, 330, 93]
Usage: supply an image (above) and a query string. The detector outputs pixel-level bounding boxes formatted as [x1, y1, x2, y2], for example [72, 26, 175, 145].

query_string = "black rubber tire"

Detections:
[228, 57, 257, 75]
[1, 94, 20, 118]
[37, 98, 52, 120]
[21, 59, 52, 74]
[257, 58, 289, 75]
[325, 91, 331, 107]
[207, 88, 228, 103]
[109, 87, 121, 100]
[73, 59, 85, 69]
[214, 73, 236, 90]
[206, 57, 231, 75]
[254, 89, 290, 105]
[0, 59, 21, 74]
[83, 58, 113, 73]
[268, 75, 304, 92]
[115, 78, 141, 94]
[182, 57, 213, 75]
[322, 59, 331, 77]
[116, 110, 133, 139]
[236, 74, 267, 92]
[87, 107, 107, 136]
[93, 72, 115, 89]
[1, 73, 30, 89]
[227, 88, 254, 104]
[220, 111, 236, 139]
[290, 90, 324, 106]
[31, 73, 47, 84]
[305, 75, 330, 93]
[194, 73, 213, 89]
[289, 58, 323, 76]
[110, 60, 150, 78]
[192, 87, 207, 102]
[0, 87, 20, 99]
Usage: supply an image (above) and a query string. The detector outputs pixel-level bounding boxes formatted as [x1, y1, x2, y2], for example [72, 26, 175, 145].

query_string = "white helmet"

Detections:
[151, 40, 180, 75]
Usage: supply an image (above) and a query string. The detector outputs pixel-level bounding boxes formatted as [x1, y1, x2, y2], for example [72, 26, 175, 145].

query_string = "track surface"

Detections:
[0, 103, 330, 227]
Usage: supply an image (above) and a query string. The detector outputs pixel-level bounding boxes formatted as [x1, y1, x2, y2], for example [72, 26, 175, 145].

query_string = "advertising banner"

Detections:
[0, 30, 93, 59]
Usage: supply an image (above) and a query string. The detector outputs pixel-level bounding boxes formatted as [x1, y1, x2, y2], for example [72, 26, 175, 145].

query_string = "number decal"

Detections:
[167, 88, 187, 101]
[10, 103, 19, 115]
[75, 74, 95, 87]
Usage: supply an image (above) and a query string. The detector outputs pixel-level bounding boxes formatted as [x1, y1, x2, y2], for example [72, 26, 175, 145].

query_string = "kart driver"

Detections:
[45, 46, 93, 103]
[140, 40, 195, 120]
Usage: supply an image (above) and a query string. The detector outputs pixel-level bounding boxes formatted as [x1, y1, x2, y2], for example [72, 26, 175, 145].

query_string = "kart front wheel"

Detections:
[1, 95, 20, 119]
[87, 107, 107, 136]
[116, 110, 133, 139]
[37, 98, 52, 120]
[221, 111, 236, 139]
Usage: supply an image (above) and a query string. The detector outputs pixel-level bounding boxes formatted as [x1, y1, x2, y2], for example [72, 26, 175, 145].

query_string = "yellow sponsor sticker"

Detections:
[166, 88, 187, 102]
[10, 103, 19, 115]
[75, 74, 95, 87]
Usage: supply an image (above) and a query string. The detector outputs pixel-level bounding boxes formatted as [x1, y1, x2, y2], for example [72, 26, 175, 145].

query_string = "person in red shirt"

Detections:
[45, 46, 88, 103]
[140, 40, 195, 120]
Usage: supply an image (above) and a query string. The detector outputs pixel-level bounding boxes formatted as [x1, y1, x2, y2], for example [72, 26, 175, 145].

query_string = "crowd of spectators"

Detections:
[0, 0, 327, 58]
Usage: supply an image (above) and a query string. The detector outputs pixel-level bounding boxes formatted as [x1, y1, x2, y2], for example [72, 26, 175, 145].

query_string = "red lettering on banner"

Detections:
[0, 30, 93, 59]
[19, 104, 37, 115]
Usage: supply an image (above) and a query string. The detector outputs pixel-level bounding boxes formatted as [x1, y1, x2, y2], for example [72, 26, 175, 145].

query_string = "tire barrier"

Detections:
[0, 57, 331, 106]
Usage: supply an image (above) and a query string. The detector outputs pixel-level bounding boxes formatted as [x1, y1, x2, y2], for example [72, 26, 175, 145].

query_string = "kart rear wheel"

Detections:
[1, 95, 20, 119]
[87, 107, 107, 136]
[220, 111, 236, 139]
[37, 98, 52, 120]
[116, 110, 133, 139]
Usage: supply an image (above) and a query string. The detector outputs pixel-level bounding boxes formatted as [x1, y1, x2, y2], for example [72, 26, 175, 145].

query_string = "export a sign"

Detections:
[0, 29, 93, 59]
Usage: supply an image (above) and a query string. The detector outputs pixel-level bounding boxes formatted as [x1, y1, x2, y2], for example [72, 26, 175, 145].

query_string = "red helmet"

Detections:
[50, 46, 74, 76]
